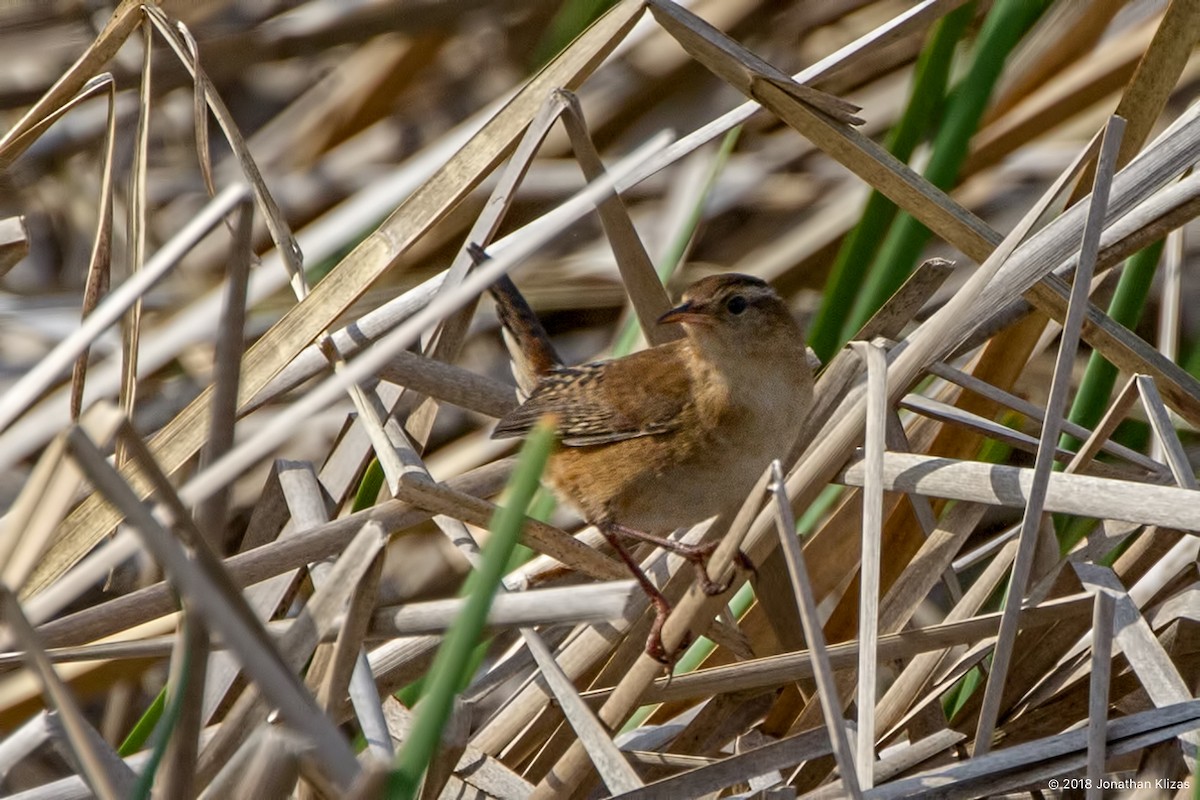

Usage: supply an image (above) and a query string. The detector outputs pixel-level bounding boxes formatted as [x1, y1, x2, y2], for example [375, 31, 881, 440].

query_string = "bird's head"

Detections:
[657, 273, 798, 353]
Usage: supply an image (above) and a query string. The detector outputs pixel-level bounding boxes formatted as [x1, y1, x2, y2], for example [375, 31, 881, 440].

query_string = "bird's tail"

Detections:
[468, 244, 561, 396]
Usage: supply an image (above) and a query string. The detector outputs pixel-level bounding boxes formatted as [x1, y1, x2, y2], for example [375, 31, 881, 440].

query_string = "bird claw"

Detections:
[733, 548, 758, 581]
[646, 631, 692, 669]
[645, 595, 691, 668]
[699, 566, 733, 596]
[677, 541, 756, 596]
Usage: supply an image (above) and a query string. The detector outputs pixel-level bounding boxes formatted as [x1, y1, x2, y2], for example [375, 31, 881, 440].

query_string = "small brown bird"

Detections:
[482, 250, 813, 661]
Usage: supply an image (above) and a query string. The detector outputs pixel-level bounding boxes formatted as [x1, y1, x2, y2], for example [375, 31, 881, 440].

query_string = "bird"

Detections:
[477, 246, 814, 662]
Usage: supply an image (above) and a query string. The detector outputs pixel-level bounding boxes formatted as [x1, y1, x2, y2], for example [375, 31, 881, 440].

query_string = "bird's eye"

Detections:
[726, 295, 747, 315]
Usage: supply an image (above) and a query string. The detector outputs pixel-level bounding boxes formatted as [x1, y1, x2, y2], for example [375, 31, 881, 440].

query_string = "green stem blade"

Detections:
[388, 418, 556, 798]
[841, 0, 1050, 339]
[809, 3, 972, 361]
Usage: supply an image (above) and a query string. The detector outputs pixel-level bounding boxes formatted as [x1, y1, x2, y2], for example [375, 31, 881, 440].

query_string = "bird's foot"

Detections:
[645, 593, 691, 668]
[598, 523, 692, 667]
[672, 541, 756, 596]
[610, 523, 756, 596]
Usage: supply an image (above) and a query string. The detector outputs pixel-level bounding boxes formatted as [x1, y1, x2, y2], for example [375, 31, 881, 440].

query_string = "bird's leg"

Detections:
[598, 523, 689, 665]
[610, 523, 755, 596]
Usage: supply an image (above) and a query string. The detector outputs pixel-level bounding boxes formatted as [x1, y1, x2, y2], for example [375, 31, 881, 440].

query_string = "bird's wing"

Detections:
[491, 344, 692, 446]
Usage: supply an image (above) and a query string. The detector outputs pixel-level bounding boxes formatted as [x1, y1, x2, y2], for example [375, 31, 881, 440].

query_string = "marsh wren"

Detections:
[484, 254, 813, 661]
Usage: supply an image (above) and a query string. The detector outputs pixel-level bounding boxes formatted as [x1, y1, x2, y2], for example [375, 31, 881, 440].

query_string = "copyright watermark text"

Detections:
[1047, 777, 1190, 791]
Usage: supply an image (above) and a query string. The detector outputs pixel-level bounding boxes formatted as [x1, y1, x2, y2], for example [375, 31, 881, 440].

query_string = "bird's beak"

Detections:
[658, 301, 711, 326]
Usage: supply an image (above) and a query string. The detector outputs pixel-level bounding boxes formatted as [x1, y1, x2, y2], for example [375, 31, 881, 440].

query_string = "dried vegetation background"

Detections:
[1, 0, 1200, 798]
